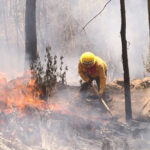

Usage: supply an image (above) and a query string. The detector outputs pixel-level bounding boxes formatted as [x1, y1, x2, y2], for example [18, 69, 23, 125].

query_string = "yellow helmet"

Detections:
[80, 52, 96, 67]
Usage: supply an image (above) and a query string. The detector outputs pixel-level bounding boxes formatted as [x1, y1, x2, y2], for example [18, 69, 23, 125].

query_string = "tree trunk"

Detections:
[25, 0, 37, 69]
[120, 0, 132, 121]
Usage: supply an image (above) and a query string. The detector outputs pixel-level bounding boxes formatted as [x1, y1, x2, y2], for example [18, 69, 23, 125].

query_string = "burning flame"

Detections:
[0, 71, 54, 116]
[0, 71, 105, 123]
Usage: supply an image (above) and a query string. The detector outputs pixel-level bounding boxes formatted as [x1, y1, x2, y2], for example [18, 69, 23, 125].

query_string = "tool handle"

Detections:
[91, 83, 113, 117]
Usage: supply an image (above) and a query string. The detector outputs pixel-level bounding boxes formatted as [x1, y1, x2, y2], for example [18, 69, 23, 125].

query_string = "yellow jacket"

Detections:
[78, 56, 107, 94]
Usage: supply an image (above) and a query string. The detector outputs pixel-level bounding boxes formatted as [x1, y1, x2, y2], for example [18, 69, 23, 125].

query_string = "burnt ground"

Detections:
[0, 77, 150, 149]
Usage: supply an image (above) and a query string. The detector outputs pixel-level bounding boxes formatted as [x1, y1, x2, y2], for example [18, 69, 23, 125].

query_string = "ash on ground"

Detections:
[1, 78, 150, 150]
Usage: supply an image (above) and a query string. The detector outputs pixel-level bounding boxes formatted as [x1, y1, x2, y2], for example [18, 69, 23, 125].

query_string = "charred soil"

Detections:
[0, 77, 150, 149]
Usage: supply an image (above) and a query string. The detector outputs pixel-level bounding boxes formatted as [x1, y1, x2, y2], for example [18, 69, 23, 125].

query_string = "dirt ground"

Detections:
[110, 88, 150, 122]
[0, 77, 150, 149]
[105, 77, 150, 122]
[52, 77, 150, 123]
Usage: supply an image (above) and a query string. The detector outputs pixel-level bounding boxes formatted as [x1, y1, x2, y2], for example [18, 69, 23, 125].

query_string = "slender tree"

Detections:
[25, 0, 37, 69]
[120, 0, 132, 121]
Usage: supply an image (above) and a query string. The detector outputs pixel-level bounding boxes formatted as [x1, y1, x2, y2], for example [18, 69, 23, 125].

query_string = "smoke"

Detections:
[126, 0, 149, 78]
[1, 86, 150, 149]
[78, 0, 148, 80]
[35, 0, 149, 85]
[0, 1, 150, 149]
[0, 0, 25, 79]
[0, 0, 148, 82]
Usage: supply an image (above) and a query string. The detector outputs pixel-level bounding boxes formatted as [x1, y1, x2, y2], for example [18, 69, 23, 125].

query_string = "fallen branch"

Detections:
[81, 0, 112, 32]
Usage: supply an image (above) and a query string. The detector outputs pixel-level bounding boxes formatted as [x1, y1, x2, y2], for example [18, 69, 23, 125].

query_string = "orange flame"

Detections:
[0, 71, 53, 116]
[0, 72, 105, 123]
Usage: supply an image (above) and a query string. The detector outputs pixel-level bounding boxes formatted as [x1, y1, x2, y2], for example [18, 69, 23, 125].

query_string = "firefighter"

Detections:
[78, 52, 107, 99]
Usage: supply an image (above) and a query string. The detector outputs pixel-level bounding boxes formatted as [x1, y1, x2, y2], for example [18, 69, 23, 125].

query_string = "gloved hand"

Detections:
[87, 79, 92, 85]
[80, 80, 92, 92]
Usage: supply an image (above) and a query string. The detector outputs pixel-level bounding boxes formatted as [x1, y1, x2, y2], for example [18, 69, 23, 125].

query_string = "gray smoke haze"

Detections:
[1, 1, 150, 149]
[1, 87, 150, 149]
[0, 0, 148, 84]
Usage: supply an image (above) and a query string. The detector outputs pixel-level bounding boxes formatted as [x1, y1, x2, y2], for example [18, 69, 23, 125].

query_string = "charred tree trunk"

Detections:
[120, 0, 132, 121]
[25, 0, 37, 69]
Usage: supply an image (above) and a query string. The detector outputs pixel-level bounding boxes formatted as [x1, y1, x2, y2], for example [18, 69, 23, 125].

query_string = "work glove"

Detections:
[80, 80, 92, 92]
[87, 79, 92, 85]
